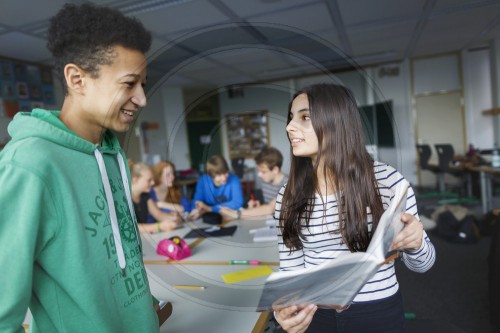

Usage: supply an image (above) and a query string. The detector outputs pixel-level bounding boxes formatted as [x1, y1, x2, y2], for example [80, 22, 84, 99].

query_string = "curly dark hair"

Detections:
[47, 3, 152, 92]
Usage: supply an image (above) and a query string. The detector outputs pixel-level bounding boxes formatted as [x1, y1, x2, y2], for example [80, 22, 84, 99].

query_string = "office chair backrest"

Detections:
[416, 144, 432, 169]
[435, 144, 455, 171]
[231, 158, 245, 178]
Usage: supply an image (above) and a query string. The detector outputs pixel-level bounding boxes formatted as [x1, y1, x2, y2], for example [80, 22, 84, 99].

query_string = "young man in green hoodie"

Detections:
[0, 3, 162, 332]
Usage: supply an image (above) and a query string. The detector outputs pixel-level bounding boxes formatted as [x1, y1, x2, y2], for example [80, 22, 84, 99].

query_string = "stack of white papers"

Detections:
[250, 226, 278, 243]
[256, 182, 409, 311]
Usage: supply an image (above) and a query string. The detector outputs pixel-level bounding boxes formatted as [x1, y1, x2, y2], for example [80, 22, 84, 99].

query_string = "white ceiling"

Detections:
[1, 0, 500, 89]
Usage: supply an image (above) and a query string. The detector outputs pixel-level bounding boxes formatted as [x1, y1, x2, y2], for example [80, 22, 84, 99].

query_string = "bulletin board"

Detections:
[225, 110, 270, 159]
[0, 58, 55, 119]
[0, 58, 55, 149]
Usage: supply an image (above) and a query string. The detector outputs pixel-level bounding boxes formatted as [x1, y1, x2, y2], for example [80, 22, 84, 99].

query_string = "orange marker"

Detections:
[250, 193, 255, 202]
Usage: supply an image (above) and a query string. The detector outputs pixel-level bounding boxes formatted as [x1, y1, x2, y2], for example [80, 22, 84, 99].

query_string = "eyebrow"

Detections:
[290, 108, 310, 115]
[121, 74, 147, 82]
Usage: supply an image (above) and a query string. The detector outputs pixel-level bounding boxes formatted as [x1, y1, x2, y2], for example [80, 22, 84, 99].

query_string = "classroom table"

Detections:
[427, 163, 498, 213]
[142, 217, 279, 333]
[469, 165, 500, 213]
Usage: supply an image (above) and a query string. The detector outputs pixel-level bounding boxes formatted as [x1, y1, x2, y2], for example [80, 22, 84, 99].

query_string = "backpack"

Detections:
[479, 210, 500, 237]
[433, 211, 480, 244]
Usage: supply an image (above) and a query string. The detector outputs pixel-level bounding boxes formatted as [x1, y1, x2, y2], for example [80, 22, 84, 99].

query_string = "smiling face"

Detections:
[257, 163, 279, 184]
[160, 165, 175, 188]
[286, 93, 319, 160]
[212, 173, 229, 187]
[135, 168, 155, 193]
[66, 45, 147, 143]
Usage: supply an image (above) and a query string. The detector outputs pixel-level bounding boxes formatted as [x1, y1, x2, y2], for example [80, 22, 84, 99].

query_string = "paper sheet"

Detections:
[256, 182, 409, 310]
[221, 266, 274, 284]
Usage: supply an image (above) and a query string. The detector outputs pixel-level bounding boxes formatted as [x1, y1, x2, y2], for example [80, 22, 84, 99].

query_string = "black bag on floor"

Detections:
[434, 211, 479, 243]
[479, 210, 499, 237]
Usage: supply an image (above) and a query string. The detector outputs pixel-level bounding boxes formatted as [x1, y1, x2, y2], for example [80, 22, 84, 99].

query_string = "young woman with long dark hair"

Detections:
[274, 84, 435, 333]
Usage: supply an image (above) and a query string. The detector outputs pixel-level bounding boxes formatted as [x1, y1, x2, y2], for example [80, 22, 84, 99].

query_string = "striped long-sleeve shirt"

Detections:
[274, 161, 436, 303]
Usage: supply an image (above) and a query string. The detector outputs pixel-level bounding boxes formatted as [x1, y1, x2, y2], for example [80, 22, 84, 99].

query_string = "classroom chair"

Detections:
[434, 144, 478, 204]
[416, 144, 443, 198]
[231, 157, 245, 178]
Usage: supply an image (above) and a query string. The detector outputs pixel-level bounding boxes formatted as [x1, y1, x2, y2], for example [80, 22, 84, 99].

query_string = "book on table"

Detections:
[251, 226, 278, 242]
[256, 182, 409, 311]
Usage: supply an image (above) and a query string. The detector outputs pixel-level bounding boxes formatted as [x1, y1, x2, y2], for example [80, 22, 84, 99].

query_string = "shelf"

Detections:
[225, 110, 269, 159]
[482, 108, 500, 116]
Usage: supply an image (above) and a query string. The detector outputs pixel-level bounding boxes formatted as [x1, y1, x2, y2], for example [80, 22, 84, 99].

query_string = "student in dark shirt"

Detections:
[131, 162, 181, 233]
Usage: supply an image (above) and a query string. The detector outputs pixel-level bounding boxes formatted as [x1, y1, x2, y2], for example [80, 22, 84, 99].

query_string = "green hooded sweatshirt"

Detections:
[0, 109, 159, 332]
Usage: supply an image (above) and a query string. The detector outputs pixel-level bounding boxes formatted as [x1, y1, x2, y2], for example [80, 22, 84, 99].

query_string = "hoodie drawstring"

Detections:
[116, 153, 141, 253]
[94, 149, 128, 276]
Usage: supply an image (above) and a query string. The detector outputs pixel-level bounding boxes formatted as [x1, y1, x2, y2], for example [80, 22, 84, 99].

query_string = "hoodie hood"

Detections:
[8, 109, 121, 154]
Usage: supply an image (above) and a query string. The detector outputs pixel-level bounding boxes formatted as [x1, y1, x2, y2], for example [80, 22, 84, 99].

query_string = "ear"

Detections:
[64, 63, 86, 94]
[271, 166, 280, 174]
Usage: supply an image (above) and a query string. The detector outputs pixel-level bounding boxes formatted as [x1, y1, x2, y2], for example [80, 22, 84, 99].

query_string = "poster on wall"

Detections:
[0, 59, 54, 118]
[18, 100, 31, 112]
[16, 82, 29, 99]
[2, 81, 15, 98]
[13, 64, 27, 81]
[3, 99, 19, 118]
[0, 97, 6, 118]
[42, 85, 55, 105]
[1, 62, 13, 80]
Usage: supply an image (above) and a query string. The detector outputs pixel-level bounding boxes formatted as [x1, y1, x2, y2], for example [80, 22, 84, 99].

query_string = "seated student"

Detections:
[220, 146, 288, 220]
[131, 162, 181, 233]
[148, 161, 184, 222]
[188, 155, 244, 219]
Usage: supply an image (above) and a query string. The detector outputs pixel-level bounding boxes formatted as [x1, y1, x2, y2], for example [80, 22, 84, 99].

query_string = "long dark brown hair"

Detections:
[280, 83, 383, 252]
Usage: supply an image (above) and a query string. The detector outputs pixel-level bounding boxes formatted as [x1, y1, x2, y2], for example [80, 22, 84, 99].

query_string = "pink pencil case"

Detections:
[156, 236, 192, 260]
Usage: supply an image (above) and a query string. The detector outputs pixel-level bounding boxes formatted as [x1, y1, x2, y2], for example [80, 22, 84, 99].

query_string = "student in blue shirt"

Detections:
[188, 155, 244, 219]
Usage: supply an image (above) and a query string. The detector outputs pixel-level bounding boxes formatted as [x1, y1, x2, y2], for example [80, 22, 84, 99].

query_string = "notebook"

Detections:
[252, 227, 278, 243]
[183, 225, 237, 239]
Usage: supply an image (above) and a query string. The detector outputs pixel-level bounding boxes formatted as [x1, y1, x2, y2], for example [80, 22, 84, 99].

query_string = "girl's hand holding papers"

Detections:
[390, 213, 423, 251]
[274, 304, 317, 333]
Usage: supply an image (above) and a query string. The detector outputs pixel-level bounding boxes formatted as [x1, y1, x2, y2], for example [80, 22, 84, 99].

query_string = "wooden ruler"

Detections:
[144, 260, 279, 266]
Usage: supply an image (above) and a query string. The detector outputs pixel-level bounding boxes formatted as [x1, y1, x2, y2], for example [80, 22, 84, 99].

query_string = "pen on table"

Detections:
[230, 260, 260, 265]
[174, 285, 206, 290]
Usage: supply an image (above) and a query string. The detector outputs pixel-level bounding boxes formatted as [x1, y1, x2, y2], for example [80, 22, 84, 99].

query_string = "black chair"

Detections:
[417, 144, 440, 175]
[416, 144, 442, 198]
[231, 157, 245, 178]
[435, 144, 478, 204]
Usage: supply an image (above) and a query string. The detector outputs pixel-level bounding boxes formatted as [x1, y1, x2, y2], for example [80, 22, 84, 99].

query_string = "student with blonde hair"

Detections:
[131, 162, 181, 233]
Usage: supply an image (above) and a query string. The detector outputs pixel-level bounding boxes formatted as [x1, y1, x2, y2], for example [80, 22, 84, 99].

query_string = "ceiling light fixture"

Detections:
[120, 0, 193, 15]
